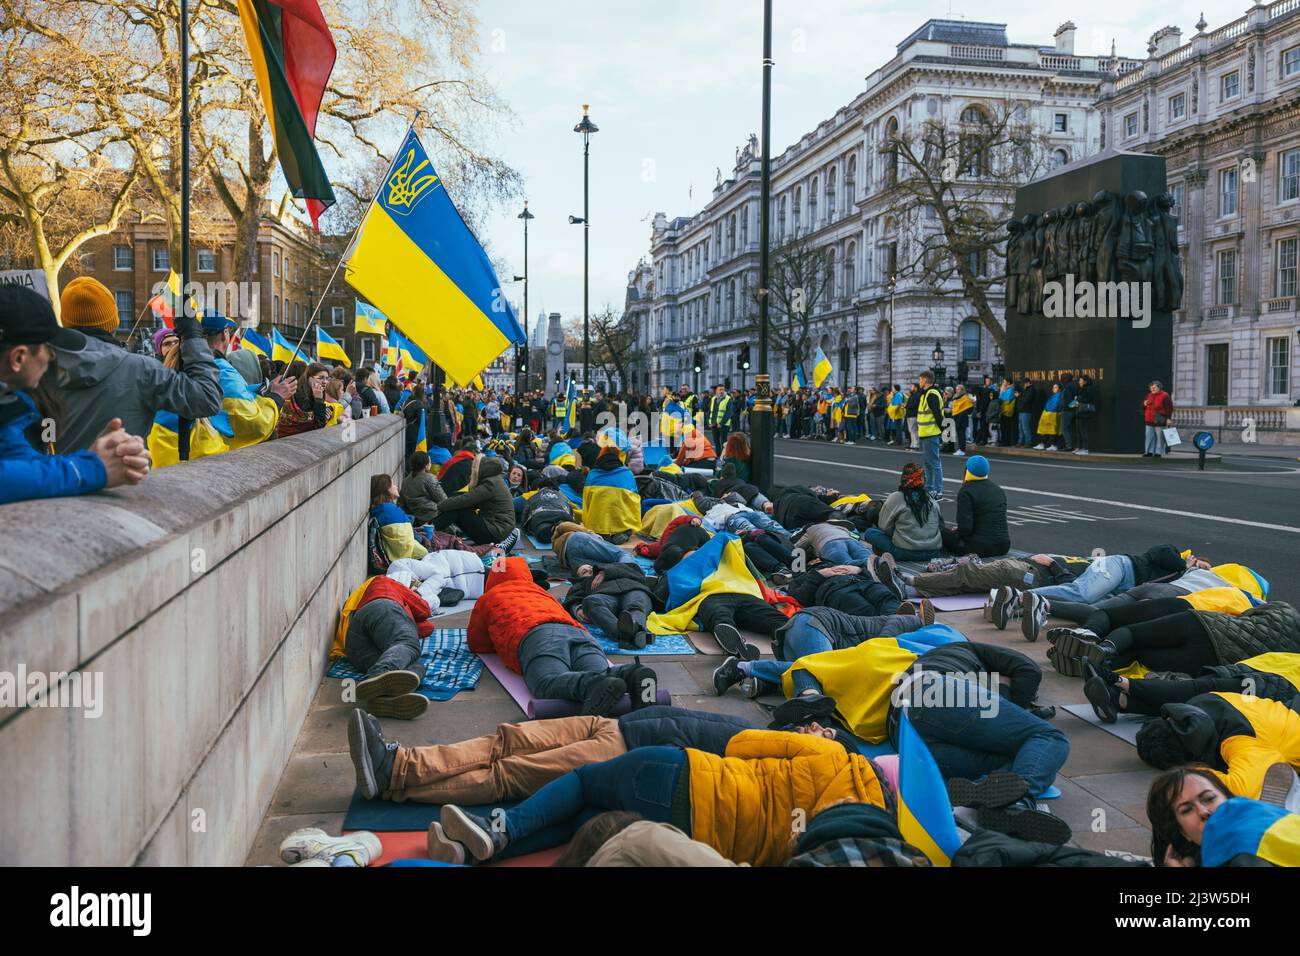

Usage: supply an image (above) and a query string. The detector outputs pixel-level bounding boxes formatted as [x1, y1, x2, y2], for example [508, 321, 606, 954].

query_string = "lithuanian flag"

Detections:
[237, 0, 337, 228]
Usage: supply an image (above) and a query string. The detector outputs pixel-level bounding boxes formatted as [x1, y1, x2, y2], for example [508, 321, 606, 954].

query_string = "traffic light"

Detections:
[693, 351, 703, 374]
[739, 344, 751, 370]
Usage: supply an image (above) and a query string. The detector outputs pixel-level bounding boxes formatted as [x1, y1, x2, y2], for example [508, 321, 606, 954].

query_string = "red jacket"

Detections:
[635, 513, 698, 558]
[468, 556, 584, 672]
[1143, 390, 1173, 425]
[359, 576, 435, 639]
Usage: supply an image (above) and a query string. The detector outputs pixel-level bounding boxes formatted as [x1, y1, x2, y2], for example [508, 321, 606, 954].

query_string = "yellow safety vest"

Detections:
[917, 387, 944, 438]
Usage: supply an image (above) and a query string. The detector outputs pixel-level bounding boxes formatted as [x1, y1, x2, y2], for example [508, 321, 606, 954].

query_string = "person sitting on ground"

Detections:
[1147, 767, 1300, 867]
[863, 463, 942, 560]
[467, 556, 655, 716]
[339, 574, 434, 719]
[433, 453, 521, 551]
[347, 704, 759, 805]
[581, 445, 641, 543]
[398, 450, 446, 526]
[428, 728, 890, 867]
[564, 562, 657, 649]
[939, 455, 1010, 558]
[673, 426, 717, 470]
[438, 437, 480, 493]
[718, 432, 751, 481]
[512, 428, 544, 471]
[424, 431, 453, 477]
[370, 473, 430, 562]
[1135, 691, 1300, 808]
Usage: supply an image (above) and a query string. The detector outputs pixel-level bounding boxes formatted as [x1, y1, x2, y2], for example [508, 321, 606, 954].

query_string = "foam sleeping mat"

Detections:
[1061, 703, 1148, 745]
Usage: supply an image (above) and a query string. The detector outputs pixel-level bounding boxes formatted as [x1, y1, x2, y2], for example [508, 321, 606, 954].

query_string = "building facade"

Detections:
[635, 19, 1138, 395]
[1099, 0, 1300, 414]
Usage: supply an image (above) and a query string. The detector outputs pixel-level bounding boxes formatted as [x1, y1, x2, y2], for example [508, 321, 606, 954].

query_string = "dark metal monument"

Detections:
[1004, 150, 1183, 453]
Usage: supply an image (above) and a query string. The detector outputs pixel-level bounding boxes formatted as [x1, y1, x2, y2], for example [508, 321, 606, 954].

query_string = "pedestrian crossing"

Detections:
[861, 488, 1140, 529]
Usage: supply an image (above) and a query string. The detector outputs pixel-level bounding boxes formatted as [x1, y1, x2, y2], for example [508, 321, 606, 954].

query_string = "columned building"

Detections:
[636, 19, 1138, 393]
[1098, 2, 1300, 415]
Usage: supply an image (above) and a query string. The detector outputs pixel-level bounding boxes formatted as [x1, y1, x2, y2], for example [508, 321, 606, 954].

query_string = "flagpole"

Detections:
[178, 0, 192, 461]
[290, 112, 424, 364]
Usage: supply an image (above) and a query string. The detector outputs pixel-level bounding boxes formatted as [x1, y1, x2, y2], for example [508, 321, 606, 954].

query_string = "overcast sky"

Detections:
[469, 0, 1252, 328]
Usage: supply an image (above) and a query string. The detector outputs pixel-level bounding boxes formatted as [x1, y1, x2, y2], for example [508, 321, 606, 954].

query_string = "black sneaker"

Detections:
[1021, 591, 1049, 642]
[1083, 659, 1120, 724]
[365, 693, 429, 720]
[988, 586, 1021, 630]
[1050, 627, 1114, 672]
[620, 661, 657, 711]
[347, 709, 398, 800]
[947, 772, 1029, 810]
[617, 610, 647, 649]
[877, 562, 905, 603]
[769, 692, 836, 729]
[441, 805, 508, 862]
[498, 528, 521, 554]
[712, 656, 744, 696]
[1045, 644, 1085, 679]
[579, 675, 627, 717]
[978, 800, 1071, 846]
[713, 622, 759, 661]
[356, 668, 422, 702]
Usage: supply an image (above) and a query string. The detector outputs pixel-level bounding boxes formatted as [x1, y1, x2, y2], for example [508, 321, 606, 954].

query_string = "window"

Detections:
[196, 248, 216, 273]
[252, 252, 259, 274]
[284, 256, 291, 282]
[966, 249, 988, 277]
[362, 338, 376, 363]
[272, 251, 280, 277]
[1051, 149, 1069, 170]
[1169, 92, 1186, 121]
[1221, 71, 1239, 100]
[1124, 113, 1138, 138]
[846, 155, 856, 205]
[1286, 46, 1300, 78]
[151, 246, 169, 272]
[1220, 167, 1238, 217]
[959, 319, 981, 361]
[1053, 113, 1068, 133]
[1217, 249, 1237, 305]
[1268, 336, 1291, 396]
[1280, 148, 1300, 203]
[885, 117, 899, 186]
[1170, 182, 1185, 219]
[114, 291, 133, 330]
[330, 306, 344, 327]
[844, 242, 856, 294]
[113, 245, 132, 270]
[294, 302, 301, 324]
[1277, 237, 1298, 298]
[273, 295, 280, 321]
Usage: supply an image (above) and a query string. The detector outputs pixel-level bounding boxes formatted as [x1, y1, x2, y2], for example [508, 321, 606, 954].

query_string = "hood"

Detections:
[483, 555, 537, 593]
[475, 455, 505, 484]
[227, 348, 263, 387]
[1159, 703, 1220, 764]
[54, 334, 128, 389]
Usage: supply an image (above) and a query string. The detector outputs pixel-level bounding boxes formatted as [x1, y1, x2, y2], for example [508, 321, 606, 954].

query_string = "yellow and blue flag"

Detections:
[387, 328, 426, 373]
[414, 408, 427, 453]
[355, 300, 386, 335]
[896, 706, 964, 867]
[582, 463, 641, 535]
[1202, 797, 1300, 868]
[548, 440, 575, 468]
[564, 378, 579, 434]
[272, 327, 310, 364]
[813, 346, 833, 388]
[344, 127, 525, 386]
[791, 365, 807, 390]
[647, 532, 762, 636]
[315, 326, 351, 367]
[238, 327, 272, 360]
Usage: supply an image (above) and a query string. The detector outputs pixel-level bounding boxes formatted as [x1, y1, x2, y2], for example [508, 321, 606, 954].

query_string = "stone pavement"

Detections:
[247, 541, 1157, 866]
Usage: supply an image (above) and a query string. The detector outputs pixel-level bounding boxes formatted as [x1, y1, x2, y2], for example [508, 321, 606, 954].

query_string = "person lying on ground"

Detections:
[793, 518, 875, 567]
[1039, 587, 1259, 650]
[551, 520, 638, 570]
[1135, 691, 1300, 806]
[906, 552, 1094, 599]
[709, 466, 773, 512]
[384, 548, 485, 611]
[398, 450, 447, 526]
[862, 463, 943, 560]
[1044, 599, 1300, 680]
[433, 454, 521, 551]
[771, 484, 839, 531]
[467, 556, 655, 716]
[427, 729, 891, 867]
[1147, 766, 1300, 867]
[347, 703, 758, 804]
[564, 562, 656, 649]
[340, 575, 435, 719]
[782, 560, 918, 619]
[737, 529, 800, 579]
[520, 485, 575, 544]
[938, 455, 1010, 558]
[562, 813, 739, 867]
[693, 492, 791, 538]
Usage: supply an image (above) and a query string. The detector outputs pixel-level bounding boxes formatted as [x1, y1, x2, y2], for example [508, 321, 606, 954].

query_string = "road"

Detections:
[772, 436, 1300, 602]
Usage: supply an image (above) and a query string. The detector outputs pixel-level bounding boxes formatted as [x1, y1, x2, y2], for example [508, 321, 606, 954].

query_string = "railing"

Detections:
[1206, 305, 1231, 318]
[950, 44, 1005, 62]
[1159, 44, 1193, 69]
[1210, 17, 1249, 45]
[1271, 0, 1300, 19]
[1041, 54, 1082, 71]
[1264, 297, 1296, 313]
[1173, 406, 1297, 431]
[1116, 69, 1146, 91]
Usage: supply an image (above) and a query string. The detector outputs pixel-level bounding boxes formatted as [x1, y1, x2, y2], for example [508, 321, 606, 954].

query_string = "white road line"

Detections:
[776, 453, 1300, 534]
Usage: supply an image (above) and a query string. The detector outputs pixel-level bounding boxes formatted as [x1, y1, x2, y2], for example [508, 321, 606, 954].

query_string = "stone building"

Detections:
[635, 19, 1139, 394]
[1099, 0, 1300, 420]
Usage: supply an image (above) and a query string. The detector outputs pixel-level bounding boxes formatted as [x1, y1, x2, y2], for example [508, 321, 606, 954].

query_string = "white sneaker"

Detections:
[279, 827, 382, 867]
[1032, 444, 1045, 450]
[953, 450, 966, 457]
[1077, 449, 1089, 455]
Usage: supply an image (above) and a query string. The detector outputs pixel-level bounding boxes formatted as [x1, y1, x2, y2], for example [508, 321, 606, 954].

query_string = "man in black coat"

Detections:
[940, 455, 1010, 557]
[974, 375, 994, 445]
[564, 562, 656, 649]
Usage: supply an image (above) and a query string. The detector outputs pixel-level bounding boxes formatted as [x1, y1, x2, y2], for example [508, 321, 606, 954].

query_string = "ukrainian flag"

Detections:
[1201, 797, 1300, 868]
[582, 463, 641, 535]
[239, 327, 272, 360]
[388, 328, 427, 373]
[548, 440, 575, 468]
[344, 127, 524, 386]
[813, 346, 833, 388]
[661, 397, 688, 437]
[791, 365, 807, 390]
[414, 408, 427, 453]
[897, 706, 964, 867]
[355, 300, 386, 335]
[564, 378, 579, 434]
[272, 327, 310, 364]
[315, 327, 351, 367]
[647, 532, 760, 636]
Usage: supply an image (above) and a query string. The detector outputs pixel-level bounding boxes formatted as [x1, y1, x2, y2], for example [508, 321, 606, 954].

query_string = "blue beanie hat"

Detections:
[965, 455, 990, 479]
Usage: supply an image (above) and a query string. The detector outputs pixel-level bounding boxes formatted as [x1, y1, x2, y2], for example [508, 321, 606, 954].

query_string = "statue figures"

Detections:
[1073, 201, 1096, 283]
[1041, 209, 1059, 285]
[1005, 219, 1023, 314]
[1091, 190, 1120, 284]
[1058, 204, 1077, 282]
[1029, 213, 1048, 314]
[1117, 190, 1154, 285]
[1153, 192, 1184, 310]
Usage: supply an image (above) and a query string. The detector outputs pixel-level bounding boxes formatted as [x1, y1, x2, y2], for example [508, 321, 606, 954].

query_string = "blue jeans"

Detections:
[1018, 413, 1032, 445]
[503, 747, 685, 846]
[563, 531, 636, 568]
[777, 614, 834, 694]
[1032, 555, 1135, 603]
[863, 527, 939, 561]
[1144, 425, 1167, 455]
[1058, 409, 1075, 450]
[722, 510, 787, 536]
[819, 536, 874, 566]
[902, 676, 1069, 797]
[920, 436, 942, 495]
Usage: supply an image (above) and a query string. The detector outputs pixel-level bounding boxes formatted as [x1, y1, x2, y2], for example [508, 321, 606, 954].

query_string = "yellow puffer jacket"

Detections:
[687, 730, 887, 867]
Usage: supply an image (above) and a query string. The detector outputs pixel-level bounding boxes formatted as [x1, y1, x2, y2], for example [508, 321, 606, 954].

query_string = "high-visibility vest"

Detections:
[710, 394, 732, 426]
[917, 387, 944, 438]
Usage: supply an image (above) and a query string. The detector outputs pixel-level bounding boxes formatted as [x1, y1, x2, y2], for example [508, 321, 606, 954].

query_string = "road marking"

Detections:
[777, 453, 1300, 534]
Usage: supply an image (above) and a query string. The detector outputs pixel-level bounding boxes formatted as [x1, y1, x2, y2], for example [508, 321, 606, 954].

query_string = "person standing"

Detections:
[916, 370, 945, 500]
[843, 385, 861, 445]
[1143, 380, 1174, 458]
[1074, 374, 1096, 455]
[706, 383, 731, 452]
[904, 382, 921, 450]
[1058, 373, 1077, 452]
[973, 375, 993, 446]
[1016, 379, 1036, 448]
[949, 384, 972, 457]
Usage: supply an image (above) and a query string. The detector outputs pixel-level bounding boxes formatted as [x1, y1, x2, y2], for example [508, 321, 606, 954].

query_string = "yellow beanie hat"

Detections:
[60, 276, 119, 335]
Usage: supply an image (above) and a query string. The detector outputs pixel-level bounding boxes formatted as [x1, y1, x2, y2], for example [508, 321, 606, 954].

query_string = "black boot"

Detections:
[619, 658, 657, 711]
[348, 709, 398, 800]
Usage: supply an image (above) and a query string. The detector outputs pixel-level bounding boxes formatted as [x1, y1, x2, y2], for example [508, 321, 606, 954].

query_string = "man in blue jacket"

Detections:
[0, 285, 151, 504]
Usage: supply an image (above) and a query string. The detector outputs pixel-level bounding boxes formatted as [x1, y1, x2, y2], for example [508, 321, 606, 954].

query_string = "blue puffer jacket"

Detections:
[617, 704, 755, 755]
[0, 384, 107, 504]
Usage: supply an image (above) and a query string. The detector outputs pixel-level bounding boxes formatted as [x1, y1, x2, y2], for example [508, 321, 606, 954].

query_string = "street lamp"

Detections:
[516, 201, 534, 422]
[751, 0, 777, 492]
[887, 272, 897, 385]
[931, 339, 947, 386]
[573, 104, 598, 430]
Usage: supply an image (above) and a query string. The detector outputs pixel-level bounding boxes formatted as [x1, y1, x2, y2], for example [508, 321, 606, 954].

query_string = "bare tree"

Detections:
[880, 101, 1052, 352]
[741, 231, 833, 377]
[590, 305, 641, 393]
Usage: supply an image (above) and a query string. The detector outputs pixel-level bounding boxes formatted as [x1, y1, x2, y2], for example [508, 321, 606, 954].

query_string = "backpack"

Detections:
[366, 514, 391, 575]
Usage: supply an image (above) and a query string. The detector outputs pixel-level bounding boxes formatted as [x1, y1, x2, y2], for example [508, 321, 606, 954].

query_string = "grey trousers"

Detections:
[345, 598, 422, 679]
[518, 622, 621, 702]
[581, 591, 653, 638]
[911, 558, 1037, 597]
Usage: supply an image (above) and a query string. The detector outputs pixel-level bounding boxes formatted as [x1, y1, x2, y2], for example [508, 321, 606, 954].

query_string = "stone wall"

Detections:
[0, 415, 404, 865]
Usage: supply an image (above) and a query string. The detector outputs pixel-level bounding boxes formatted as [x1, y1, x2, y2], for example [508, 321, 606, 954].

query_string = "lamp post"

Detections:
[750, 0, 776, 493]
[887, 272, 897, 386]
[573, 104, 598, 431]
[515, 201, 534, 425]
[931, 339, 946, 386]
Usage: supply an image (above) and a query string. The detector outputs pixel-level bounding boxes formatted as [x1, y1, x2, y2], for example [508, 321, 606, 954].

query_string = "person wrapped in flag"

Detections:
[581, 445, 641, 540]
